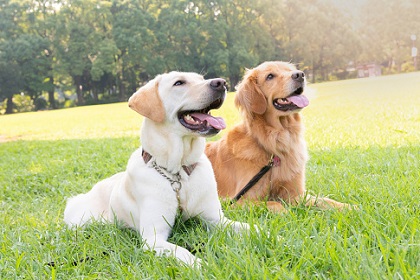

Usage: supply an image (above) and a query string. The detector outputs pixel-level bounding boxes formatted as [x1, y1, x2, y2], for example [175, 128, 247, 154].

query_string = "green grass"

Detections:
[1, 72, 420, 279]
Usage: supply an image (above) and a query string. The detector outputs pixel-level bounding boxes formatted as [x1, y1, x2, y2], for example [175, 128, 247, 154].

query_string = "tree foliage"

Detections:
[0, 0, 419, 113]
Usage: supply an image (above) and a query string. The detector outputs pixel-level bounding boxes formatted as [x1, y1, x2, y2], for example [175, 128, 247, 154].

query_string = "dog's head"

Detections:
[128, 71, 227, 136]
[235, 61, 309, 120]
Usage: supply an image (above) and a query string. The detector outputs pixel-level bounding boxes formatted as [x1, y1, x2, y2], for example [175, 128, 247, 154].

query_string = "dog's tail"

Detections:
[63, 180, 114, 227]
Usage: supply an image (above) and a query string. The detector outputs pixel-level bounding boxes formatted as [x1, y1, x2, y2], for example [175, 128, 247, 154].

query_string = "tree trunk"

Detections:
[118, 81, 126, 102]
[92, 89, 99, 103]
[5, 96, 14, 114]
[48, 90, 56, 109]
[118, 66, 126, 102]
[76, 88, 84, 105]
[312, 60, 316, 84]
[229, 75, 239, 91]
[74, 76, 84, 105]
[48, 75, 56, 109]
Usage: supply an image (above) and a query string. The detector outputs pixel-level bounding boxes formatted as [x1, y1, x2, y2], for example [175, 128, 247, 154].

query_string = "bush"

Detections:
[60, 99, 76, 109]
[401, 61, 415, 72]
[34, 97, 48, 111]
[0, 94, 52, 114]
[0, 101, 5, 115]
[13, 94, 34, 113]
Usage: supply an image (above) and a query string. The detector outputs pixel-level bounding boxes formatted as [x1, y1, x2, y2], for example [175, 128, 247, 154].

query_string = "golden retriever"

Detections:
[206, 61, 352, 212]
[64, 72, 252, 267]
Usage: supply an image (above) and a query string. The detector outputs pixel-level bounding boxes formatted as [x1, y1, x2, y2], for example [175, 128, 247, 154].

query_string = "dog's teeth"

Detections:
[185, 115, 198, 124]
[184, 114, 202, 125]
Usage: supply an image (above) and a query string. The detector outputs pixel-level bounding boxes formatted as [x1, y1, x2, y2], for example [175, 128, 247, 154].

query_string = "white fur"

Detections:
[64, 72, 251, 267]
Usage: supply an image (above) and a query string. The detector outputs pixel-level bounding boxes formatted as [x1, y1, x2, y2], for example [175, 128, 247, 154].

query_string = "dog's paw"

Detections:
[253, 224, 260, 234]
[192, 257, 202, 269]
[176, 250, 202, 269]
[339, 202, 360, 211]
[185, 256, 202, 269]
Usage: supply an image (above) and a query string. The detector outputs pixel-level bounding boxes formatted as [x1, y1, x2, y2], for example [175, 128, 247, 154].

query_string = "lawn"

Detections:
[1, 72, 419, 279]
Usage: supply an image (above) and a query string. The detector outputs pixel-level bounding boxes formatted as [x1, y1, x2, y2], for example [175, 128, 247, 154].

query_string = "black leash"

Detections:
[230, 155, 280, 204]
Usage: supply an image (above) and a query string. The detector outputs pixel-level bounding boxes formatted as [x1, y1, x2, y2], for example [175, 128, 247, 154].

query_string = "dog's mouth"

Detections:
[178, 97, 226, 135]
[273, 87, 309, 112]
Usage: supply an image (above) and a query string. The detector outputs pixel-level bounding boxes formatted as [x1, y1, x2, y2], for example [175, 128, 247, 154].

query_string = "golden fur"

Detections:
[206, 61, 352, 212]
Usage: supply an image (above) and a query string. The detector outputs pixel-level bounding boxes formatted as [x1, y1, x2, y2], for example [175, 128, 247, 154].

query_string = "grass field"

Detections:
[1, 72, 420, 279]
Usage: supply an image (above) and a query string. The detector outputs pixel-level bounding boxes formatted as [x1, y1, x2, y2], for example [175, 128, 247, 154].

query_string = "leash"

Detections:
[230, 154, 280, 204]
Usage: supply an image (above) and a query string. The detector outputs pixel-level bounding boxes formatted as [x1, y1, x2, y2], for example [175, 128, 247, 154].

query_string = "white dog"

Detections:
[64, 72, 251, 266]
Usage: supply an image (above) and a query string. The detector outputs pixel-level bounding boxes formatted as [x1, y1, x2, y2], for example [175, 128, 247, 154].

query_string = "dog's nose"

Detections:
[210, 78, 227, 91]
[291, 71, 305, 82]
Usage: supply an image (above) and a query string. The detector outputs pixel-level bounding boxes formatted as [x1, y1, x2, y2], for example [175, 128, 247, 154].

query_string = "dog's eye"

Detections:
[266, 74, 274, 80]
[173, 80, 185, 86]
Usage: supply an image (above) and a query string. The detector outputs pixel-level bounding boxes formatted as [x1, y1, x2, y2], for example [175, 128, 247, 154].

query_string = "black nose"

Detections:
[291, 71, 305, 82]
[210, 78, 227, 91]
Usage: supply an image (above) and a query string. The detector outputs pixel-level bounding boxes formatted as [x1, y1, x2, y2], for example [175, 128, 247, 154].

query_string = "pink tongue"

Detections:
[288, 95, 309, 108]
[190, 113, 226, 130]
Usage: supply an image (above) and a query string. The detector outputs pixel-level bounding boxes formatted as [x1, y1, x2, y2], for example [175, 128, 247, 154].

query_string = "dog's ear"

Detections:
[128, 76, 165, 123]
[235, 69, 267, 115]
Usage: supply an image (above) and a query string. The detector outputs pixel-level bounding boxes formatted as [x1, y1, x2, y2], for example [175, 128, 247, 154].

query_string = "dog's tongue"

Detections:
[190, 113, 226, 130]
[288, 95, 309, 108]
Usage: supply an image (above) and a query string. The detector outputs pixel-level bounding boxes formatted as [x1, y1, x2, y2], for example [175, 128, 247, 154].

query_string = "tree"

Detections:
[111, 0, 156, 99]
[358, 0, 417, 72]
[198, 0, 263, 86]
[270, 0, 360, 82]
[0, 0, 25, 113]
[306, 1, 360, 81]
[2, 0, 420, 115]
[16, 34, 52, 101]
[0, 56, 22, 114]
[23, 0, 62, 109]
[150, 0, 270, 87]
[153, 0, 207, 73]
[54, 0, 117, 105]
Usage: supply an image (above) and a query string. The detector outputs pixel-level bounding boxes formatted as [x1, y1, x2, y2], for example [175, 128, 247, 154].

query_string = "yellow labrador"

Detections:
[64, 72, 251, 266]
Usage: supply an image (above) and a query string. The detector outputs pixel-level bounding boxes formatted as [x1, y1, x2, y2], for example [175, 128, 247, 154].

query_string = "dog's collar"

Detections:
[141, 150, 197, 176]
[271, 155, 281, 167]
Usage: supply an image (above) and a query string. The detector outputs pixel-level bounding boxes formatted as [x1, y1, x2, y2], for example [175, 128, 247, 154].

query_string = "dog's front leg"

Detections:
[137, 201, 201, 267]
[200, 209, 254, 234]
[193, 186, 255, 233]
[296, 193, 358, 210]
[218, 215, 251, 232]
[142, 235, 201, 267]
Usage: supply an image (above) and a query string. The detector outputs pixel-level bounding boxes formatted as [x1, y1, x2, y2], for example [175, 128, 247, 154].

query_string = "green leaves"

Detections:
[1, 0, 420, 113]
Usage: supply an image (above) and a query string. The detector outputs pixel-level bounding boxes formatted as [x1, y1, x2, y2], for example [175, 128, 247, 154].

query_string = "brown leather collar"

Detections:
[141, 149, 197, 176]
